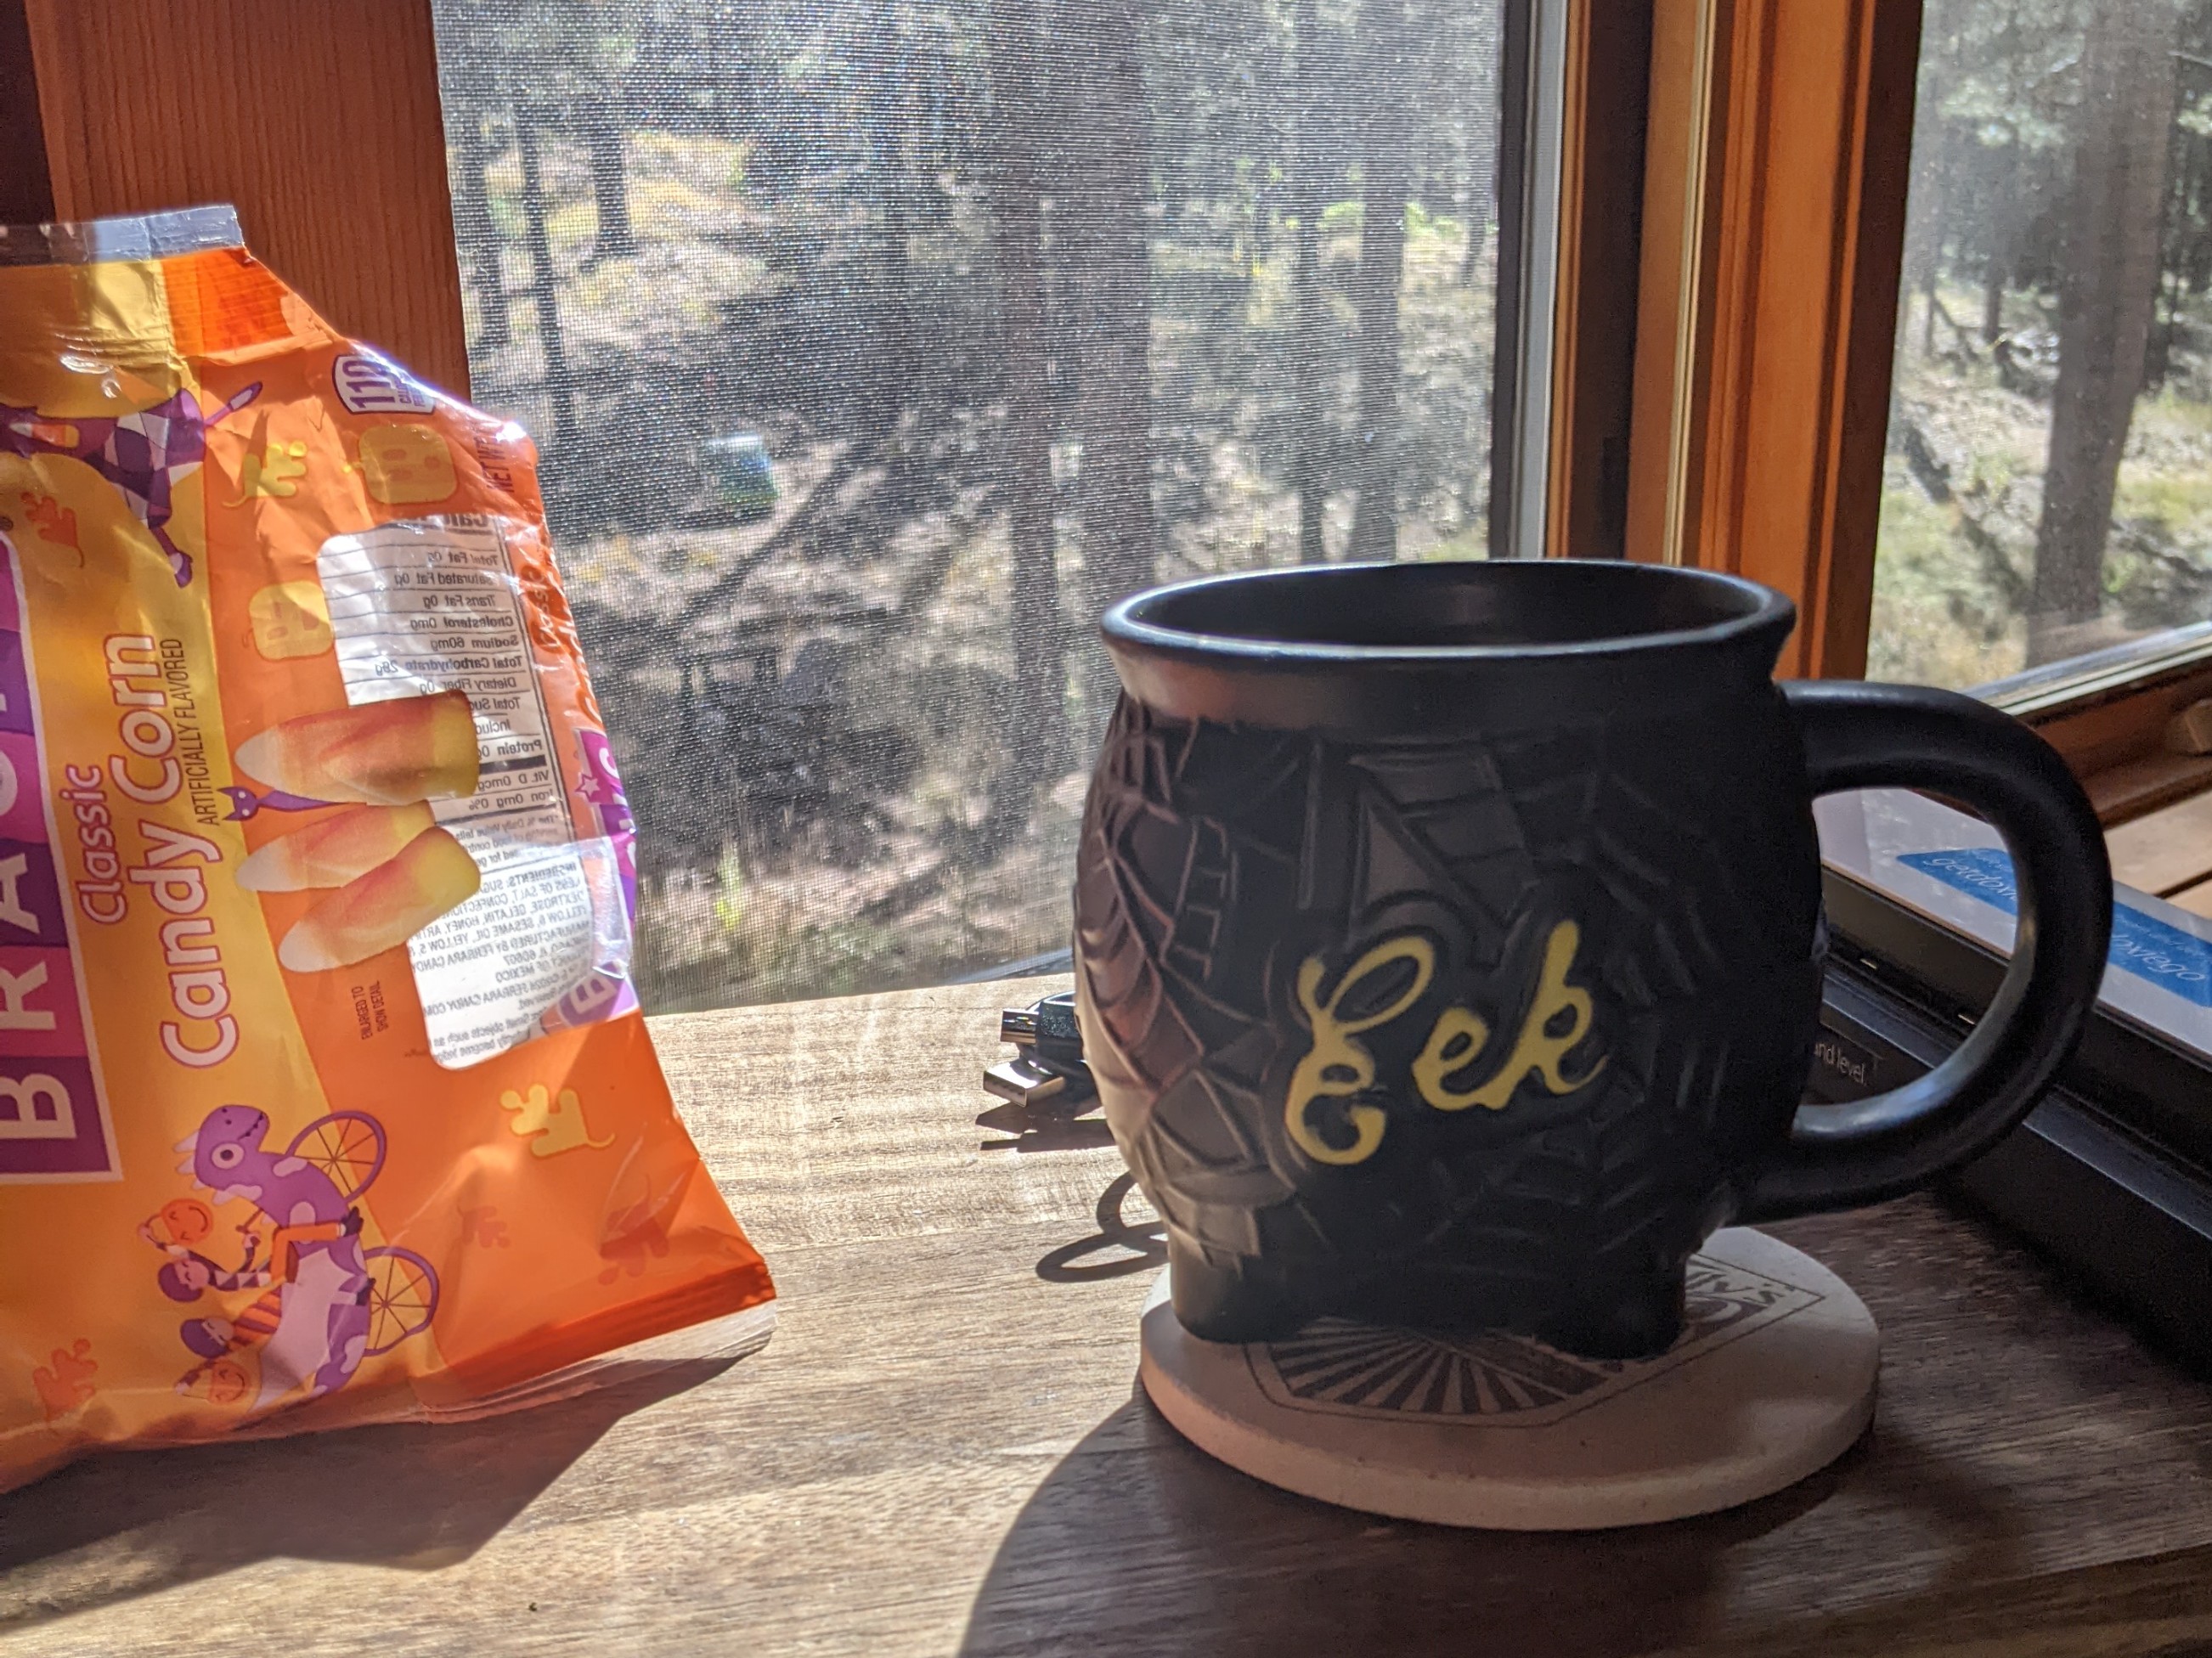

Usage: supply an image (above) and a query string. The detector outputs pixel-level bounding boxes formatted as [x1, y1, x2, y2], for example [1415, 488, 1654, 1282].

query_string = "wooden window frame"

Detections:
[1541, 0, 1656, 561]
[1611, 0, 1919, 683]
[2005, 660, 2212, 825]
[1589, 0, 2212, 826]
[3, 0, 471, 399]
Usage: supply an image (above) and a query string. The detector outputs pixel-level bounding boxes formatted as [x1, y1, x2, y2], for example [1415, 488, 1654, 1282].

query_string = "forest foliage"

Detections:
[1873, 0, 2212, 689]
[431, 0, 1504, 1007]
[433, 0, 2212, 1007]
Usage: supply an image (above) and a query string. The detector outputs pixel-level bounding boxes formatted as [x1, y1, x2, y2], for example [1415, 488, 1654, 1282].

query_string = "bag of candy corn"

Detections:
[0, 208, 773, 1492]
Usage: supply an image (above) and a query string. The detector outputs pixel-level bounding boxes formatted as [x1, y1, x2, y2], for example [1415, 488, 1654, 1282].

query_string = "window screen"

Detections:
[1872, 0, 2212, 698]
[430, 0, 1508, 1010]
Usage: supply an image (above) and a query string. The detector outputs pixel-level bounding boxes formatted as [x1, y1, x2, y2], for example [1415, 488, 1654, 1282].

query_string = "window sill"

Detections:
[8, 978, 2212, 1649]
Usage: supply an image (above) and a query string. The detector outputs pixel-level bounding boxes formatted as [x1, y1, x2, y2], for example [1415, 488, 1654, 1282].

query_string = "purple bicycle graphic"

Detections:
[167, 1105, 439, 1404]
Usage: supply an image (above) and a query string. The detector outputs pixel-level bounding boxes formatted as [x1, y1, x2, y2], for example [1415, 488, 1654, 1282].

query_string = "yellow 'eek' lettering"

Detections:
[1408, 1004, 1491, 1107]
[1288, 918, 1606, 1165]
[1413, 920, 1605, 1111]
[1284, 935, 1435, 1166]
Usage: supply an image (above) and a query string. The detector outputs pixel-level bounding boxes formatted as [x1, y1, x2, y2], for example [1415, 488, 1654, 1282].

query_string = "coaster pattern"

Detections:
[1138, 1227, 1879, 1529]
[1248, 1251, 1824, 1428]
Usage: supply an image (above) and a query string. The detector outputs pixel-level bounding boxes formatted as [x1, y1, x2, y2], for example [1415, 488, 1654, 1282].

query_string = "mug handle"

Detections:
[1739, 681, 2113, 1222]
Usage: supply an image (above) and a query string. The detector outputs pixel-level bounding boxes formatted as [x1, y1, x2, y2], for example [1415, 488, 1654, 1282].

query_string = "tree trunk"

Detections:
[2027, 3, 2180, 663]
[1459, 166, 1490, 287]
[873, 47, 919, 438]
[1350, 0, 1413, 562]
[2147, 262, 2180, 392]
[515, 115, 578, 443]
[584, 99, 636, 265]
[1910, 119, 1953, 359]
[1459, 39, 1493, 290]
[1291, 0, 1328, 563]
[991, 0, 1068, 778]
[2186, 135, 2212, 294]
[1981, 143, 2017, 345]
[453, 108, 511, 350]
[1055, 0, 1155, 732]
[2145, 75, 2195, 393]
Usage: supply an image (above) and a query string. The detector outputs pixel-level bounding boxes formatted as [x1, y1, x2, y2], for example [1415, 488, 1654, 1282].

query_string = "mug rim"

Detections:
[1101, 559, 1797, 669]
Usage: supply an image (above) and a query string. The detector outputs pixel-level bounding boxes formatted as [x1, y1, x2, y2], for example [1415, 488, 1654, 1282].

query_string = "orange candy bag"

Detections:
[0, 209, 774, 1492]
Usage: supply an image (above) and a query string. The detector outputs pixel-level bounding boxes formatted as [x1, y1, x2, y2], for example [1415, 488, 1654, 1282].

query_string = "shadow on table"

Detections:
[0, 1357, 730, 1629]
[1035, 1172, 1168, 1283]
[956, 1390, 1831, 1658]
[958, 1385, 2027, 1658]
[976, 1100, 1117, 1154]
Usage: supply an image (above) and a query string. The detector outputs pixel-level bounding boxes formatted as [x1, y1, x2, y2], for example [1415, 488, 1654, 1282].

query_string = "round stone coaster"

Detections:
[1137, 1227, 1877, 1531]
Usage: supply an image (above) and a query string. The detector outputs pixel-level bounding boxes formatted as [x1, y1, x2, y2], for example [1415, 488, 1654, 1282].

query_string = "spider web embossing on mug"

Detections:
[1075, 695, 1813, 1341]
[1244, 1253, 1824, 1427]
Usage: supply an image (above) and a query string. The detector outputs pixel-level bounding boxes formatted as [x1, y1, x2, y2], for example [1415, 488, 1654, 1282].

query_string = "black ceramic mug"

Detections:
[1072, 560, 2113, 1358]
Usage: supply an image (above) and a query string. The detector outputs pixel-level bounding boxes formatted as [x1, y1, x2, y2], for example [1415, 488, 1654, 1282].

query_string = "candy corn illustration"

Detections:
[234, 691, 479, 805]
[277, 826, 482, 973]
[236, 803, 437, 892]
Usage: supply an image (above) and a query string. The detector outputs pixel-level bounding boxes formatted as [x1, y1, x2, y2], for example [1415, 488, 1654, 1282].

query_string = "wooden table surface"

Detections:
[8, 977, 2212, 1656]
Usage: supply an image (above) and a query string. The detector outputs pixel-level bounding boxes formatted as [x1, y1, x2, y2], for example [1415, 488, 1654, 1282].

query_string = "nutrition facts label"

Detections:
[318, 518, 567, 846]
[317, 517, 624, 1067]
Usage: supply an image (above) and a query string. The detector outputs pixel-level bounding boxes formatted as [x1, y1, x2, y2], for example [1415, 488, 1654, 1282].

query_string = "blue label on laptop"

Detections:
[1897, 847, 2212, 1007]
